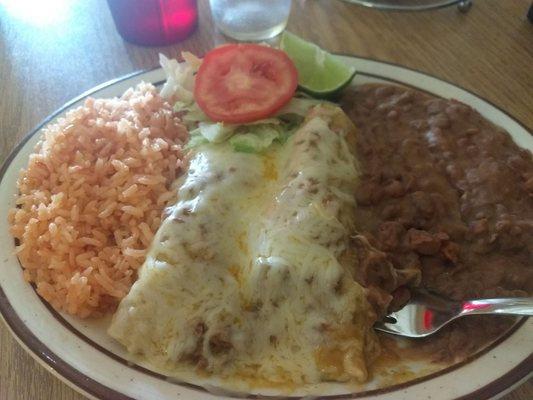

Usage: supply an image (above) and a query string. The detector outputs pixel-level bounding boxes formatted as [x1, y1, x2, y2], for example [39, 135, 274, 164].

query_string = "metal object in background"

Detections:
[341, 0, 472, 12]
[458, 0, 472, 13]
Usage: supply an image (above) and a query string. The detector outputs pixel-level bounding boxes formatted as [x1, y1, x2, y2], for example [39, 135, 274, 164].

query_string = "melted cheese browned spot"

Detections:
[108, 105, 379, 388]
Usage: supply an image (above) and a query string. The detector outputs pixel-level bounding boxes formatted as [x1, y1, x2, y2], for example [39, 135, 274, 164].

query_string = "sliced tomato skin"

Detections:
[194, 44, 298, 124]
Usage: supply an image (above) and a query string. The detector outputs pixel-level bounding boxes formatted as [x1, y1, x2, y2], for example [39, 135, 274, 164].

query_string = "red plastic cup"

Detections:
[107, 0, 198, 46]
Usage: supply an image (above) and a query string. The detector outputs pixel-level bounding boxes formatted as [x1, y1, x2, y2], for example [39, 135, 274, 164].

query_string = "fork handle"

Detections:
[460, 297, 533, 316]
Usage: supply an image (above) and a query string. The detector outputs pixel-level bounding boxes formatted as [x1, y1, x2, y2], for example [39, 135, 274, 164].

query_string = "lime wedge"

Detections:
[280, 31, 356, 98]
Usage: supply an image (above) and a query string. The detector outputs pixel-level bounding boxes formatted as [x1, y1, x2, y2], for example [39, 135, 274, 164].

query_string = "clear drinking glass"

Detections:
[209, 0, 292, 41]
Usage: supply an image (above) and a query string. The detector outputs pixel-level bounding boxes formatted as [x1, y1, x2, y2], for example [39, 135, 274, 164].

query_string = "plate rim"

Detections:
[0, 55, 531, 400]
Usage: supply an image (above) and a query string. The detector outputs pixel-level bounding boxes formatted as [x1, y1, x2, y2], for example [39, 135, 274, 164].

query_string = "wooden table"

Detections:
[0, 0, 531, 398]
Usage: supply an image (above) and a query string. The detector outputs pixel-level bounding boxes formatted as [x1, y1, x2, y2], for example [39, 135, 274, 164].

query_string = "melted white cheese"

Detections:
[108, 105, 378, 387]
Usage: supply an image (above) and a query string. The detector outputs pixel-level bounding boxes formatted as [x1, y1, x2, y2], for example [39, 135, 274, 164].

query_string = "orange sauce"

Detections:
[262, 154, 278, 181]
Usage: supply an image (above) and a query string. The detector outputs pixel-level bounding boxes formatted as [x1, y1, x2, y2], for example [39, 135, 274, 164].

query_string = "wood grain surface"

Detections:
[0, 0, 531, 399]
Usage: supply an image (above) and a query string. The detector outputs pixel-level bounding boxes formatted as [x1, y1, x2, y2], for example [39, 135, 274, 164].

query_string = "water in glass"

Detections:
[209, 0, 292, 41]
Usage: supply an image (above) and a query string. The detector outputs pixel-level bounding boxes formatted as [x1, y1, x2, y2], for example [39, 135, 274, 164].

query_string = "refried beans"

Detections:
[341, 83, 533, 361]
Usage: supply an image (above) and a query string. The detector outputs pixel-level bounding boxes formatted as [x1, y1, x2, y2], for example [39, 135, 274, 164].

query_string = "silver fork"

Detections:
[374, 290, 533, 338]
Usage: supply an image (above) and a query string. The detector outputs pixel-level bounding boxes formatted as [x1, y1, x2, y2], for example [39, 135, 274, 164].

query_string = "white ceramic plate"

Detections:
[0, 56, 532, 400]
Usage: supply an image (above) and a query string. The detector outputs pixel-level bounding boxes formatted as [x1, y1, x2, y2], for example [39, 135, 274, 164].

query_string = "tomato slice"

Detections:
[194, 44, 298, 124]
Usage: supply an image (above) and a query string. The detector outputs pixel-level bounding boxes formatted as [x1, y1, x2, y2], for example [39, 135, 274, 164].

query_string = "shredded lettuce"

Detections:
[276, 97, 327, 117]
[230, 127, 280, 153]
[159, 53, 200, 102]
[183, 116, 306, 152]
[184, 128, 209, 150]
[173, 102, 209, 130]
[198, 122, 235, 143]
[230, 121, 304, 153]
[278, 114, 304, 134]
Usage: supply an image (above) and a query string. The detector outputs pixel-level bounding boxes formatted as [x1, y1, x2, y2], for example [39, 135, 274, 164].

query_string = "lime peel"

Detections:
[280, 31, 356, 98]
